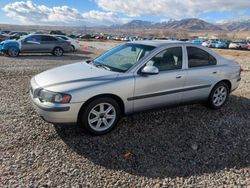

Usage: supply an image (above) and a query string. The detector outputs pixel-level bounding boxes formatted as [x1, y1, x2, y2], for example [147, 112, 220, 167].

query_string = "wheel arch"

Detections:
[53, 46, 64, 52]
[77, 93, 125, 122]
[215, 79, 232, 92]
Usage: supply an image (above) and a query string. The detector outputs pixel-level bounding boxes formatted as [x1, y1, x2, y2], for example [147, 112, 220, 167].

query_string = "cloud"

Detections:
[216, 16, 250, 24]
[95, 0, 250, 19]
[2, 1, 126, 25]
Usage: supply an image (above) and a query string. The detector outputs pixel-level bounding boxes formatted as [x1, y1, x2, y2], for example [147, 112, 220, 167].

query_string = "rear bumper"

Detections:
[63, 45, 72, 53]
[230, 76, 241, 92]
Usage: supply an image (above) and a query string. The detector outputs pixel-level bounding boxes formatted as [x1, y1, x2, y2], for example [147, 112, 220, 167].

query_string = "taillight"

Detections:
[236, 61, 243, 75]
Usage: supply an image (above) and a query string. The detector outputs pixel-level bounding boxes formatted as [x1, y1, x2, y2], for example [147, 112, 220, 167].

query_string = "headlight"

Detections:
[38, 89, 71, 104]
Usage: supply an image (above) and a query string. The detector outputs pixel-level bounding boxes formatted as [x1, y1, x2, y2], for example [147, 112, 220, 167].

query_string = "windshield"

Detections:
[94, 43, 155, 72]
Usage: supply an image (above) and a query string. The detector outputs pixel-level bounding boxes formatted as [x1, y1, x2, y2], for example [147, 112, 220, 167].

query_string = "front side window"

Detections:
[146, 47, 183, 71]
[25, 35, 41, 43]
[94, 43, 155, 72]
[187, 47, 217, 68]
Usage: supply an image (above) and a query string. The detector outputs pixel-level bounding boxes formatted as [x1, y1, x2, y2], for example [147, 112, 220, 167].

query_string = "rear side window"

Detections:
[41, 35, 58, 41]
[59, 36, 68, 40]
[187, 47, 217, 68]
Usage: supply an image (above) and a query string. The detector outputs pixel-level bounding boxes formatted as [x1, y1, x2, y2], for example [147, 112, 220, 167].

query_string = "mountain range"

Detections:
[111, 18, 250, 32]
[0, 18, 249, 33]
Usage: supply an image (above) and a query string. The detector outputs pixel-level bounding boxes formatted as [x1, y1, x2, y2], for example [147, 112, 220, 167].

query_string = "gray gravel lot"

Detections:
[1, 45, 250, 187]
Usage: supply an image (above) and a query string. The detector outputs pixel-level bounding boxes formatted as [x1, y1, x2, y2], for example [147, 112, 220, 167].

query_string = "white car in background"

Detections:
[202, 41, 209, 47]
[55, 35, 81, 51]
[229, 41, 248, 50]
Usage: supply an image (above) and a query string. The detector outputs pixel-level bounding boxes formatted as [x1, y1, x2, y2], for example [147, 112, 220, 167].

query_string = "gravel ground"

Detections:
[1, 45, 250, 187]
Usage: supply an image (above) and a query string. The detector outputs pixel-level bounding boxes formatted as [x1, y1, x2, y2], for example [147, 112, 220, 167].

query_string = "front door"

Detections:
[21, 35, 41, 52]
[132, 47, 187, 112]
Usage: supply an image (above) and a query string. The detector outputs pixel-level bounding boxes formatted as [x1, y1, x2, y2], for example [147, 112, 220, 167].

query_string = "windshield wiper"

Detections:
[93, 61, 111, 71]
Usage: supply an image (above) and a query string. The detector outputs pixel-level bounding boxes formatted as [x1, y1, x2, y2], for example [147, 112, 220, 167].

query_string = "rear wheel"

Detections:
[70, 45, 75, 52]
[8, 47, 19, 57]
[207, 82, 229, 109]
[80, 98, 120, 135]
[52, 47, 64, 56]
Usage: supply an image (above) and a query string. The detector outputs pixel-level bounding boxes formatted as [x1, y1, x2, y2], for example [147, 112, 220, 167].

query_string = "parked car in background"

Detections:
[191, 39, 203, 45]
[0, 34, 10, 42]
[178, 38, 189, 42]
[229, 41, 248, 50]
[30, 41, 241, 135]
[79, 34, 92, 39]
[0, 34, 71, 57]
[67, 34, 77, 39]
[215, 41, 227, 49]
[207, 41, 217, 48]
[54, 35, 80, 51]
[248, 42, 250, 50]
[1, 30, 10, 34]
[50, 30, 66, 35]
[202, 41, 209, 47]
[9, 32, 28, 40]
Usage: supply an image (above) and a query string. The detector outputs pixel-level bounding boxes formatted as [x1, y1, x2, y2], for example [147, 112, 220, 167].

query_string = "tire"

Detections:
[70, 45, 75, 52]
[3, 51, 9, 57]
[79, 97, 121, 135]
[52, 47, 64, 56]
[207, 82, 229, 109]
[7, 47, 19, 57]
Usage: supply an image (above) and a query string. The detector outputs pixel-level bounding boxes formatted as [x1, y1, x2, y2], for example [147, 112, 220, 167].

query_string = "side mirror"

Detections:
[141, 65, 159, 75]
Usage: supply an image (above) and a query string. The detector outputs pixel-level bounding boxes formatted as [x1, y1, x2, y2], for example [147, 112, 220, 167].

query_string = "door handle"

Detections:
[213, 71, 217, 74]
[176, 75, 182, 79]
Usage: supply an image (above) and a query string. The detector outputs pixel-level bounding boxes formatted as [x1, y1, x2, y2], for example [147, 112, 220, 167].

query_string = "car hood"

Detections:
[0, 40, 20, 48]
[34, 62, 119, 91]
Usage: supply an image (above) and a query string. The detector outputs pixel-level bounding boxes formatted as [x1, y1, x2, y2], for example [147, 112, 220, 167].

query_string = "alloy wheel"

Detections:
[88, 103, 116, 132]
[212, 86, 227, 107]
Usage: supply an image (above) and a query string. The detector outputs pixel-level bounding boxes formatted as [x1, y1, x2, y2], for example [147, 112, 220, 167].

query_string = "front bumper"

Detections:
[0, 44, 4, 52]
[31, 91, 83, 124]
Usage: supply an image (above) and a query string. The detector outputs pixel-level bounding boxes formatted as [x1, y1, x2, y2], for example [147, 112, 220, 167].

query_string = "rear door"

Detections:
[133, 46, 187, 112]
[182, 46, 219, 103]
[40, 35, 58, 52]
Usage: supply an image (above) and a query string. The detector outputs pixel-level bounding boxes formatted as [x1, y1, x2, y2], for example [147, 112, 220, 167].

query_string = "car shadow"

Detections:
[17, 52, 93, 61]
[54, 95, 250, 178]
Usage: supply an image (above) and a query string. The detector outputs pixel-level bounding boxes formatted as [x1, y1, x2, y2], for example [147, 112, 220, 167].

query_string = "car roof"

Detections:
[128, 40, 190, 47]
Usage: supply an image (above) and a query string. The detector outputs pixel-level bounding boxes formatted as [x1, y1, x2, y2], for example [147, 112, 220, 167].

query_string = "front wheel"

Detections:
[52, 47, 64, 56]
[80, 98, 121, 135]
[8, 47, 19, 57]
[207, 82, 229, 109]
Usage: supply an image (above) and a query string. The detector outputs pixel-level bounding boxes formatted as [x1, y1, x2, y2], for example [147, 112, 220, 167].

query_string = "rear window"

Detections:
[187, 47, 217, 68]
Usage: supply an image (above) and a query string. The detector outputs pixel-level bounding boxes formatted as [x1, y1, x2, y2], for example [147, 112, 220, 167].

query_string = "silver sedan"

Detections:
[30, 41, 241, 135]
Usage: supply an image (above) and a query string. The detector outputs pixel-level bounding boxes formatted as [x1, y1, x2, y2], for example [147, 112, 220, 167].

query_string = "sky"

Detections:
[0, 0, 250, 26]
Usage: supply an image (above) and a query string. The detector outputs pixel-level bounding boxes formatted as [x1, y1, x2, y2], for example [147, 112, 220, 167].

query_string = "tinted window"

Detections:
[146, 47, 183, 71]
[187, 47, 217, 68]
[41, 35, 57, 41]
[58, 36, 68, 40]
